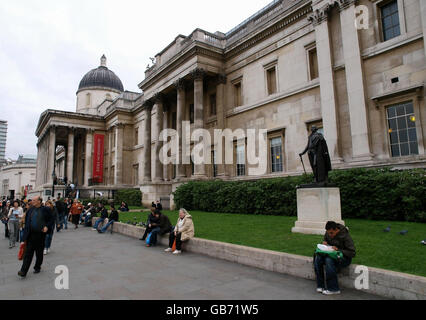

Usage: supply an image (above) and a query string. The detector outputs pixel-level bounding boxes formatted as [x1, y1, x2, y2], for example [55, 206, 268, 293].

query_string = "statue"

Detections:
[299, 126, 332, 184]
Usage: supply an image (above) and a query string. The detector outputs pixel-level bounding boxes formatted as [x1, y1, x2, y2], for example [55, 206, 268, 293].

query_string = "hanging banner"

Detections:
[92, 134, 105, 183]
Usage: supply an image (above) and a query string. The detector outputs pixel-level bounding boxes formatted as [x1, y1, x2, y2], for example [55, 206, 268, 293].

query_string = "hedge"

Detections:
[172, 168, 426, 222]
[114, 189, 142, 206]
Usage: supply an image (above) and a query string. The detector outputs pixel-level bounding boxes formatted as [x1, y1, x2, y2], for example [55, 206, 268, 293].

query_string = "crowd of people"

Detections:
[2, 194, 354, 295]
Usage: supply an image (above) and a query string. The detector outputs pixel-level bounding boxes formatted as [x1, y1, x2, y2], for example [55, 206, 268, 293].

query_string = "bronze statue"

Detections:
[299, 126, 332, 184]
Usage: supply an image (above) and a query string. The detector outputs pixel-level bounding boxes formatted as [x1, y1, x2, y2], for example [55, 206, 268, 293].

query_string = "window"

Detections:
[234, 82, 242, 107]
[381, 0, 400, 41]
[135, 128, 139, 145]
[210, 94, 217, 116]
[212, 150, 218, 177]
[267, 67, 277, 95]
[387, 102, 418, 157]
[270, 137, 283, 173]
[190, 104, 194, 124]
[236, 143, 245, 176]
[308, 48, 319, 80]
[172, 163, 176, 180]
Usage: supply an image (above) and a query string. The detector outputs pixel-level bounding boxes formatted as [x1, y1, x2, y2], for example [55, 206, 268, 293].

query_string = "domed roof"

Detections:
[78, 55, 124, 92]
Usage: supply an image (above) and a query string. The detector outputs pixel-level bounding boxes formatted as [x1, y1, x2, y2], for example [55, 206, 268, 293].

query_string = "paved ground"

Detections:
[0, 226, 384, 300]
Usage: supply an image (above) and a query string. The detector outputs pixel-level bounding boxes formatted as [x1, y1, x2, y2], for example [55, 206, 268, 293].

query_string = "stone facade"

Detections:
[0, 156, 37, 199]
[31, 0, 426, 207]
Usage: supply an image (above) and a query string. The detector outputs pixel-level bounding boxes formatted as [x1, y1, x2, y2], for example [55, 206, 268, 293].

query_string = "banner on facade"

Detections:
[92, 134, 105, 183]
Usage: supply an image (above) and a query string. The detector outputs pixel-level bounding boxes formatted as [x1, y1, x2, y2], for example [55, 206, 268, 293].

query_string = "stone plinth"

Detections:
[292, 187, 344, 235]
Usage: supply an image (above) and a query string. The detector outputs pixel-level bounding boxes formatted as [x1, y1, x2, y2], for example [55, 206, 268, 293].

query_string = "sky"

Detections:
[0, 0, 273, 160]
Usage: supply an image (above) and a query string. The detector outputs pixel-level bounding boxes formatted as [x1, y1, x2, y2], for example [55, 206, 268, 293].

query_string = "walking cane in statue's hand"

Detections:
[299, 154, 307, 175]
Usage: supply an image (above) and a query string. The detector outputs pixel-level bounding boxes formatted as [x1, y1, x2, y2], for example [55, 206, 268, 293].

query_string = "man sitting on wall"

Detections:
[314, 221, 356, 295]
[146, 209, 172, 247]
[92, 203, 108, 231]
[98, 205, 119, 233]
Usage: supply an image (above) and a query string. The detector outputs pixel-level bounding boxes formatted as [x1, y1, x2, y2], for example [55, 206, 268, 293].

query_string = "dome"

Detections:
[78, 55, 124, 92]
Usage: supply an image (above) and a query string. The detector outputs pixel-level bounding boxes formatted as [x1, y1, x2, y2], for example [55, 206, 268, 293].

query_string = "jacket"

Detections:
[108, 209, 119, 222]
[70, 203, 84, 215]
[323, 224, 356, 258]
[99, 207, 108, 219]
[152, 213, 172, 235]
[175, 213, 195, 241]
[21, 206, 53, 242]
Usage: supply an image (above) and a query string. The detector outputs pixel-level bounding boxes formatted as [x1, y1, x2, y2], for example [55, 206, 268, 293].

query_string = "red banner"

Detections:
[92, 134, 105, 183]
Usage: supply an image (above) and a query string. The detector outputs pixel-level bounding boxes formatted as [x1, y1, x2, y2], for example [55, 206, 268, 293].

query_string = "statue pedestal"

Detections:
[291, 187, 344, 235]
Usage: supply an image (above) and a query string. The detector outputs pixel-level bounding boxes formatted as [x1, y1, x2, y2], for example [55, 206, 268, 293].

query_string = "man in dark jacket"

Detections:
[55, 196, 66, 232]
[314, 221, 356, 295]
[18, 196, 53, 277]
[92, 203, 108, 231]
[146, 209, 172, 247]
[98, 205, 119, 233]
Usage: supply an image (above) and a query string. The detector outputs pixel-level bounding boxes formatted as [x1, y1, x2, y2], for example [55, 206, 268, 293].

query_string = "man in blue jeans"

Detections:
[92, 203, 108, 231]
[98, 205, 119, 233]
[146, 209, 172, 247]
[314, 221, 356, 295]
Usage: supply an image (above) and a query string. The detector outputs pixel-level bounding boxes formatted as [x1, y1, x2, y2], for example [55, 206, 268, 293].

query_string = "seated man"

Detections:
[314, 221, 356, 295]
[98, 205, 119, 233]
[83, 203, 96, 227]
[139, 207, 157, 241]
[92, 203, 108, 231]
[146, 209, 172, 247]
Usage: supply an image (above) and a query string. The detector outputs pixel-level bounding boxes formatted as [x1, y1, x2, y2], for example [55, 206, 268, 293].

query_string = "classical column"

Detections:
[143, 102, 153, 182]
[192, 68, 206, 177]
[106, 128, 112, 185]
[67, 128, 75, 184]
[175, 78, 186, 179]
[84, 129, 93, 186]
[152, 94, 164, 182]
[47, 126, 56, 185]
[215, 74, 228, 177]
[163, 104, 169, 181]
[339, 1, 372, 160]
[309, 5, 342, 163]
[114, 124, 124, 185]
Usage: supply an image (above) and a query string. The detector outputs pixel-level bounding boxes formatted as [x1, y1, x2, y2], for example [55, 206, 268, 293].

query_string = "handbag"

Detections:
[18, 242, 26, 260]
[315, 246, 343, 260]
[146, 232, 152, 245]
[172, 238, 177, 251]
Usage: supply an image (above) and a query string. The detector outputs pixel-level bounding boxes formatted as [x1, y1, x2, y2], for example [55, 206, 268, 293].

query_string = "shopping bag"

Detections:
[171, 238, 177, 252]
[146, 232, 152, 245]
[18, 242, 26, 260]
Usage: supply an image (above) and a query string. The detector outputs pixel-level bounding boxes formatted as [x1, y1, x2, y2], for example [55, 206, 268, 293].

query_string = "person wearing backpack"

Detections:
[314, 221, 356, 295]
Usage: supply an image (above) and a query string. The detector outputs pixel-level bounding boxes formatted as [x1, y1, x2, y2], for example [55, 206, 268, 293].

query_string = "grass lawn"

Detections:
[118, 210, 426, 277]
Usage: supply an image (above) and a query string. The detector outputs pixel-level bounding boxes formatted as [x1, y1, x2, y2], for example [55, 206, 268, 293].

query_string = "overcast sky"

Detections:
[0, 0, 272, 160]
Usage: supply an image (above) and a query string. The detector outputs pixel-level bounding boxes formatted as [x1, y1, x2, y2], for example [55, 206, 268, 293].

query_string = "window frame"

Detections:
[234, 139, 246, 177]
[231, 76, 243, 108]
[373, 0, 406, 43]
[267, 131, 285, 174]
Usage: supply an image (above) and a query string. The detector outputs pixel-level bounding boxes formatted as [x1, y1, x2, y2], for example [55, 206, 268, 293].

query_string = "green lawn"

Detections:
[118, 210, 426, 277]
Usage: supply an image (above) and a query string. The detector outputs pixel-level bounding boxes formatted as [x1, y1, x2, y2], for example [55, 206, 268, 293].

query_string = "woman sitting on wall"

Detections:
[164, 208, 194, 255]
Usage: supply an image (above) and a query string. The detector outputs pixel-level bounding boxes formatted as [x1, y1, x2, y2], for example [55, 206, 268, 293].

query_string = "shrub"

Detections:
[114, 189, 142, 206]
[173, 168, 426, 222]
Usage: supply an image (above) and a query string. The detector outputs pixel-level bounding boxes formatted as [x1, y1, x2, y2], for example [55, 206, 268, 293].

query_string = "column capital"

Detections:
[153, 92, 166, 104]
[86, 128, 95, 134]
[308, 4, 331, 26]
[335, 0, 357, 11]
[116, 122, 125, 129]
[174, 78, 187, 91]
[143, 99, 154, 110]
[216, 73, 227, 85]
[191, 68, 206, 81]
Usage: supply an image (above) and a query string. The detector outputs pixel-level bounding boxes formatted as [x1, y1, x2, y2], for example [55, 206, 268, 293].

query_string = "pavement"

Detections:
[0, 225, 385, 300]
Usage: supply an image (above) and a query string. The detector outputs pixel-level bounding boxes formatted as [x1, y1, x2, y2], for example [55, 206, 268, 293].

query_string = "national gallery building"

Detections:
[31, 0, 426, 208]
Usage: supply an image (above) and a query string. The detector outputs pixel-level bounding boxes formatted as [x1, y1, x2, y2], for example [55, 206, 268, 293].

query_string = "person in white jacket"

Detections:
[8, 200, 24, 248]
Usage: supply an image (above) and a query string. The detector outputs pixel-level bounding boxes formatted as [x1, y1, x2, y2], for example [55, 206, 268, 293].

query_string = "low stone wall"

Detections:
[92, 219, 426, 300]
